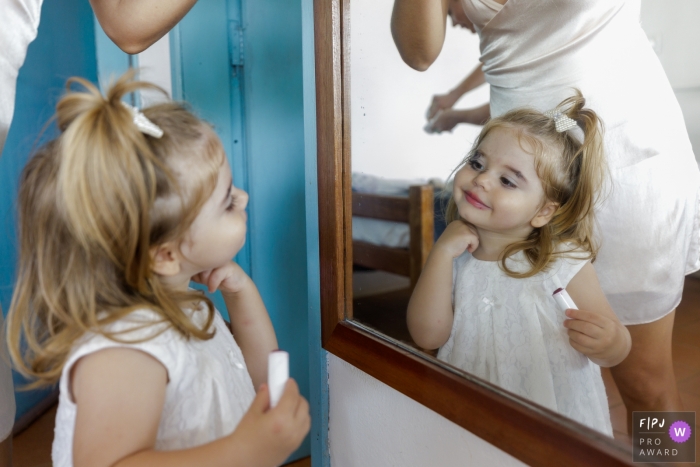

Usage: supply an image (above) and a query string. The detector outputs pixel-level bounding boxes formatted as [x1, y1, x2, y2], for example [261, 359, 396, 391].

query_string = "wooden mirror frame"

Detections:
[313, 1, 648, 465]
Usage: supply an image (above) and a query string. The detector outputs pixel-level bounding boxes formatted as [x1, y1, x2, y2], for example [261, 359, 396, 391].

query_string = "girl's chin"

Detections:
[457, 209, 478, 225]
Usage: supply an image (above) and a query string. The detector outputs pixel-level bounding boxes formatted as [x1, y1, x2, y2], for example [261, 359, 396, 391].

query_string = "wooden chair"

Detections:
[352, 185, 434, 287]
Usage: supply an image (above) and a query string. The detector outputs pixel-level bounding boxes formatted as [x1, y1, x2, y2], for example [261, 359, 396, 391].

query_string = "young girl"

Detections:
[6, 73, 309, 467]
[407, 92, 631, 436]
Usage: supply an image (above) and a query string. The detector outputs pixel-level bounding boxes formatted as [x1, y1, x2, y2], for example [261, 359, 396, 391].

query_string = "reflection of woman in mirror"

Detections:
[392, 0, 699, 429]
[407, 94, 630, 435]
[424, 64, 489, 133]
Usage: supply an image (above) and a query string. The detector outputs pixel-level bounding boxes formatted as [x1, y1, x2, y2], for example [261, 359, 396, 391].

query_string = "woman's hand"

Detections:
[192, 261, 250, 295]
[563, 308, 632, 367]
[425, 109, 460, 133]
[425, 105, 491, 134]
[434, 220, 479, 258]
[427, 93, 459, 120]
[228, 381, 311, 467]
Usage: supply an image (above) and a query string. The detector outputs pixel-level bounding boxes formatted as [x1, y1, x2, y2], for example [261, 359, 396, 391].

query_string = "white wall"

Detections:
[640, 1, 700, 161]
[328, 355, 526, 467]
[350, 0, 487, 181]
[640, 0, 700, 89]
[137, 34, 172, 105]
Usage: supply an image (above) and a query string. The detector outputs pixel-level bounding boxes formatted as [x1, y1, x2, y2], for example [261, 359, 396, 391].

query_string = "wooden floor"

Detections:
[11, 277, 700, 466]
[603, 276, 700, 460]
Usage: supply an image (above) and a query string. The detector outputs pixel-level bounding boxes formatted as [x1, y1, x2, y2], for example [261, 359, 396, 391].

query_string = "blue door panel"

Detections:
[174, 0, 310, 461]
[242, 0, 310, 461]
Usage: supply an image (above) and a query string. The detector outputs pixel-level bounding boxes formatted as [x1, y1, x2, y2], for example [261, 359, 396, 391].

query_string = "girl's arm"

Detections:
[564, 262, 632, 367]
[71, 348, 308, 467]
[391, 0, 451, 71]
[407, 220, 479, 349]
[89, 0, 198, 54]
[222, 279, 277, 389]
[195, 262, 278, 389]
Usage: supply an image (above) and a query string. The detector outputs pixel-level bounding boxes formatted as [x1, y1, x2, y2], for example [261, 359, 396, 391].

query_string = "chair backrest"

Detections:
[352, 185, 434, 286]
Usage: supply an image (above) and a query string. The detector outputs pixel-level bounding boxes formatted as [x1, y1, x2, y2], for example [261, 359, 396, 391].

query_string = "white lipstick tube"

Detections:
[552, 287, 578, 312]
[268, 350, 289, 408]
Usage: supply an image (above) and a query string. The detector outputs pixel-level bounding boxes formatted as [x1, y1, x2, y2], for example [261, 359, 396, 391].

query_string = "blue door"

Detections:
[175, 1, 311, 461]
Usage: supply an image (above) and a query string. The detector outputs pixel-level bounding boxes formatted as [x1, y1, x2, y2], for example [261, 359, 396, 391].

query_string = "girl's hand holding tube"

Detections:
[563, 309, 631, 367]
[561, 262, 632, 367]
[228, 381, 310, 467]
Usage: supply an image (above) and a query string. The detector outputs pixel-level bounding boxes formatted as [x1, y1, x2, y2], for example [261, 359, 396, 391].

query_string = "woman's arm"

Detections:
[427, 65, 486, 120]
[89, 0, 198, 54]
[391, 0, 451, 71]
[407, 221, 479, 349]
[564, 262, 632, 367]
[425, 103, 490, 133]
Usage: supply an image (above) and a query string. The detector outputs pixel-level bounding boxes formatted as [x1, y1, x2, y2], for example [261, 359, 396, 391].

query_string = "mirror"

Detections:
[348, 0, 700, 451]
[315, 0, 648, 463]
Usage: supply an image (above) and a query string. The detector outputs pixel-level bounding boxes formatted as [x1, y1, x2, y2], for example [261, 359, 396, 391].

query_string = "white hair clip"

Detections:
[544, 109, 577, 133]
[122, 103, 163, 138]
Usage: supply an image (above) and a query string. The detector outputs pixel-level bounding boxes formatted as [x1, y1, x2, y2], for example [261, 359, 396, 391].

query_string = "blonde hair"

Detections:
[7, 72, 224, 386]
[446, 90, 607, 278]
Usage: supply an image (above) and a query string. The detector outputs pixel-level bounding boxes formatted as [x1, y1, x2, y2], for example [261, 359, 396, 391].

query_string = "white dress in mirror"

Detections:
[438, 249, 612, 436]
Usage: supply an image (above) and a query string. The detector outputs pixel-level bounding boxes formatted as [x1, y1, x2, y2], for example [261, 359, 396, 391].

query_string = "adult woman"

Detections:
[392, 0, 699, 430]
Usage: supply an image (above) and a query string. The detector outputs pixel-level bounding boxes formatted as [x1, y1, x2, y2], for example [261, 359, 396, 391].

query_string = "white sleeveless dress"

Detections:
[460, 0, 700, 325]
[52, 308, 256, 467]
[0, 0, 44, 440]
[438, 251, 613, 436]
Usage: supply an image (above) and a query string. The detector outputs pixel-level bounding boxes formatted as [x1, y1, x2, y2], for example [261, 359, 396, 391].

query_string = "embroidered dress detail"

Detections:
[438, 249, 613, 436]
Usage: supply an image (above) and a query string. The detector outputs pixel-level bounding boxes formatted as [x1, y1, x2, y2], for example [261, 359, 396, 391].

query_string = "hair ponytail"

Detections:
[531, 91, 607, 269]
